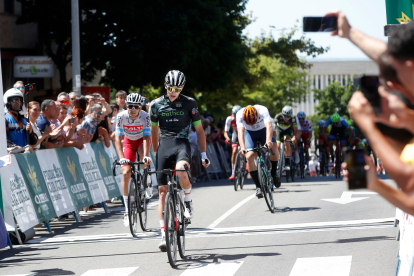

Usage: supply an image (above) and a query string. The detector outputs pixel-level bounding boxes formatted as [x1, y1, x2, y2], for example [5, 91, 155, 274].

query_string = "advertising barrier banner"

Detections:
[36, 149, 75, 216]
[90, 142, 121, 199]
[14, 154, 57, 222]
[104, 144, 123, 193]
[55, 147, 93, 210]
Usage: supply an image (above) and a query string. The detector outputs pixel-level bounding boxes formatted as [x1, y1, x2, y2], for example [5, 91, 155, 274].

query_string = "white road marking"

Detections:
[322, 191, 377, 204]
[289, 256, 352, 276]
[207, 194, 256, 228]
[80, 267, 138, 276]
[180, 261, 243, 276]
[1, 274, 37, 276]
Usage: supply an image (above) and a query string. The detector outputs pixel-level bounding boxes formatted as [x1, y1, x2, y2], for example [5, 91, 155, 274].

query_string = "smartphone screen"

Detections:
[360, 75, 381, 116]
[345, 148, 367, 189]
[384, 24, 404, 37]
[69, 118, 75, 123]
[303, 16, 337, 32]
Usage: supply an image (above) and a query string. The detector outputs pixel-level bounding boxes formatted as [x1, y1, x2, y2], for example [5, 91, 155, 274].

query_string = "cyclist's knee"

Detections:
[158, 186, 167, 198]
[121, 166, 131, 176]
[245, 151, 255, 160]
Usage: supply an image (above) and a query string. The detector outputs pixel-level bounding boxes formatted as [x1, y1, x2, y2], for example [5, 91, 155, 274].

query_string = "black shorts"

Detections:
[276, 126, 293, 142]
[231, 130, 239, 144]
[329, 126, 346, 142]
[156, 138, 192, 186]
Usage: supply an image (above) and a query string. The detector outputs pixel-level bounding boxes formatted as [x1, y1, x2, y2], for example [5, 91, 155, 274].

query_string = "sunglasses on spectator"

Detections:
[16, 87, 24, 90]
[127, 105, 141, 110]
[60, 100, 70, 105]
[283, 115, 291, 119]
[93, 111, 103, 115]
[166, 87, 183, 93]
[10, 98, 22, 103]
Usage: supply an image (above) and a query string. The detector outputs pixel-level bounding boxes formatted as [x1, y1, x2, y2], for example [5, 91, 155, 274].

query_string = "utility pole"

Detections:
[71, 0, 81, 95]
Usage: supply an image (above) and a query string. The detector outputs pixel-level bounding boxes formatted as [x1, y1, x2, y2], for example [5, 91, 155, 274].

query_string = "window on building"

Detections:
[318, 76, 321, 89]
[342, 75, 346, 86]
[328, 75, 331, 84]
[313, 76, 316, 88]
[4, 0, 14, 14]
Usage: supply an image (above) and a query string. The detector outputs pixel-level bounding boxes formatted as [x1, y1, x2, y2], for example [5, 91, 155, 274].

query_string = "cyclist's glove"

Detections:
[201, 152, 210, 165]
[143, 156, 151, 164]
[119, 158, 130, 165]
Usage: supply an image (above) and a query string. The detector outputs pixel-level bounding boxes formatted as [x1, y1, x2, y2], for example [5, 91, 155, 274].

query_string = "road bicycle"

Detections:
[233, 146, 247, 191]
[245, 141, 275, 213]
[112, 160, 150, 236]
[145, 165, 193, 267]
[333, 134, 342, 178]
[278, 138, 295, 183]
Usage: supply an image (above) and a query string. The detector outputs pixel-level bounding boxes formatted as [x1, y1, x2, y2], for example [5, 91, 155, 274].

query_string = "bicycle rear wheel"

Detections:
[234, 154, 240, 191]
[164, 192, 178, 267]
[277, 146, 284, 183]
[128, 177, 139, 237]
[177, 200, 186, 259]
[258, 162, 275, 213]
[138, 175, 148, 231]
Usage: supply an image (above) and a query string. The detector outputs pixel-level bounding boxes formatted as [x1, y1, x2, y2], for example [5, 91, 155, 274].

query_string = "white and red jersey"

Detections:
[299, 118, 312, 133]
[115, 110, 150, 140]
[224, 115, 237, 133]
[236, 105, 271, 131]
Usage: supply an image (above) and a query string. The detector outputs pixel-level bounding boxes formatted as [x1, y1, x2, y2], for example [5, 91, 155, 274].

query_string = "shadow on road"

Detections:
[274, 207, 321, 213]
[31, 268, 75, 276]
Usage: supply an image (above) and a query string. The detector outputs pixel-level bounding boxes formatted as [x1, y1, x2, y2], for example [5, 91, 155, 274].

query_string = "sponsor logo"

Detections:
[192, 108, 198, 115]
[99, 151, 107, 174]
[28, 164, 38, 191]
[124, 125, 143, 131]
[161, 111, 184, 116]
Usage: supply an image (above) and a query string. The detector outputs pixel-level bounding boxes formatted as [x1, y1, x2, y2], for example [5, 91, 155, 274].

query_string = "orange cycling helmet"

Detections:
[243, 105, 258, 125]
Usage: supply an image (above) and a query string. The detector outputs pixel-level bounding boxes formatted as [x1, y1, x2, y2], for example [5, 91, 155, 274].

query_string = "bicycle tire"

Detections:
[285, 157, 290, 183]
[299, 147, 305, 179]
[320, 149, 326, 176]
[258, 162, 275, 213]
[277, 145, 284, 183]
[234, 154, 240, 191]
[139, 174, 148, 232]
[128, 177, 139, 237]
[164, 192, 178, 267]
[177, 200, 186, 259]
[291, 157, 295, 182]
[335, 148, 341, 178]
[240, 157, 246, 190]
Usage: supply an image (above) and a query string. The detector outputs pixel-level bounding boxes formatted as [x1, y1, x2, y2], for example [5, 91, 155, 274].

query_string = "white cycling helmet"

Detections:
[3, 88, 26, 115]
[318, 119, 325, 128]
[297, 111, 306, 119]
[282, 105, 293, 116]
[165, 70, 186, 88]
[232, 105, 242, 115]
[126, 93, 144, 105]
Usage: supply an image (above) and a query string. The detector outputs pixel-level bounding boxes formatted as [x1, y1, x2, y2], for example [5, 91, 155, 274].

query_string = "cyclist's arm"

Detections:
[265, 121, 273, 144]
[194, 124, 206, 152]
[223, 131, 231, 142]
[150, 126, 159, 153]
[115, 135, 124, 159]
[143, 115, 151, 157]
[143, 136, 150, 158]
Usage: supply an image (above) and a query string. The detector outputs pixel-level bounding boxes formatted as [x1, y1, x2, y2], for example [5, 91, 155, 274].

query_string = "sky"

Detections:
[243, 0, 387, 61]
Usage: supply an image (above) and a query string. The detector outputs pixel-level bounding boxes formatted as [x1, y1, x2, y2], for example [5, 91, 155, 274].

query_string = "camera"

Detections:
[24, 83, 36, 95]
[344, 146, 367, 189]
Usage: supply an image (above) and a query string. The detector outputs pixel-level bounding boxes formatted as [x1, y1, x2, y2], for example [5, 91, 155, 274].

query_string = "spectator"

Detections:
[4, 88, 37, 151]
[116, 90, 127, 110]
[73, 96, 88, 111]
[27, 101, 52, 150]
[203, 118, 212, 143]
[77, 104, 102, 143]
[57, 92, 70, 109]
[36, 100, 64, 149]
[91, 92, 112, 115]
[109, 103, 119, 142]
[308, 156, 319, 177]
[68, 92, 78, 114]
[65, 107, 87, 148]
[97, 115, 111, 148]
[58, 105, 68, 123]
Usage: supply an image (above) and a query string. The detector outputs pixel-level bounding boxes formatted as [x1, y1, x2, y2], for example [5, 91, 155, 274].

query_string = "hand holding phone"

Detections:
[303, 16, 337, 32]
[360, 75, 382, 116]
[344, 147, 367, 189]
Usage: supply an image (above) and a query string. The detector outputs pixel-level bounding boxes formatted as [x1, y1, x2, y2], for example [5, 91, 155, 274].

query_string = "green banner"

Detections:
[90, 142, 121, 199]
[15, 153, 57, 222]
[386, 0, 414, 24]
[55, 147, 93, 209]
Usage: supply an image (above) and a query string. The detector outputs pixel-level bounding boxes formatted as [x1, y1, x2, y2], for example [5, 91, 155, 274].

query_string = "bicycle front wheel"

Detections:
[277, 147, 284, 182]
[234, 154, 240, 191]
[164, 192, 178, 267]
[240, 157, 246, 190]
[128, 177, 139, 237]
[177, 200, 186, 259]
[300, 148, 305, 179]
[138, 175, 148, 232]
[258, 162, 275, 213]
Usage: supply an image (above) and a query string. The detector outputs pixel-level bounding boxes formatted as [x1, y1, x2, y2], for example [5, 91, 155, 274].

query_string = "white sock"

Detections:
[159, 220, 165, 235]
[183, 188, 191, 201]
[123, 196, 129, 213]
[231, 164, 235, 175]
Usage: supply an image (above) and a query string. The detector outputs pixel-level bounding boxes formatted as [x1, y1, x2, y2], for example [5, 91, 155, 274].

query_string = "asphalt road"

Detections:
[0, 175, 399, 276]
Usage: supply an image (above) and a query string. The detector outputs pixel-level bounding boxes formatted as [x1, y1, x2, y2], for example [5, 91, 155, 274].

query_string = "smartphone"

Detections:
[384, 24, 404, 37]
[303, 16, 337, 32]
[69, 118, 75, 123]
[345, 147, 367, 189]
[360, 75, 381, 116]
[93, 94, 100, 99]
[145, 98, 149, 104]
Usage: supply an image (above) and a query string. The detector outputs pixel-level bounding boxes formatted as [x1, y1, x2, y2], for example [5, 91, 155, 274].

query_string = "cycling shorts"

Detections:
[122, 137, 144, 167]
[276, 126, 293, 143]
[329, 126, 346, 143]
[244, 128, 276, 150]
[301, 132, 311, 148]
[231, 130, 239, 148]
[156, 138, 192, 186]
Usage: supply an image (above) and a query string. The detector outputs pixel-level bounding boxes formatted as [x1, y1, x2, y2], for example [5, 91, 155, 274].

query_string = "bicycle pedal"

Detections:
[185, 219, 191, 224]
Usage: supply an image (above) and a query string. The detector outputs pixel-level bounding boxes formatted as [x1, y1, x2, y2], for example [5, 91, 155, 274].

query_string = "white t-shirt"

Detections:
[309, 160, 320, 172]
[115, 110, 150, 140]
[236, 105, 271, 131]
[30, 121, 42, 150]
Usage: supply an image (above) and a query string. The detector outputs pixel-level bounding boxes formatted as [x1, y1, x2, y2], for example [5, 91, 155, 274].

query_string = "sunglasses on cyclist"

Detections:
[127, 104, 141, 110]
[166, 86, 183, 93]
[16, 87, 24, 90]
[60, 100, 70, 105]
[93, 111, 103, 115]
[10, 98, 22, 103]
[283, 115, 291, 119]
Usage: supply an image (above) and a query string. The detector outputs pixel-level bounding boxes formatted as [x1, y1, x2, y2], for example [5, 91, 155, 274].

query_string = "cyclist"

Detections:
[322, 113, 354, 164]
[274, 105, 300, 172]
[237, 105, 279, 197]
[224, 105, 242, 180]
[114, 93, 152, 227]
[297, 111, 312, 173]
[150, 70, 209, 251]
[314, 119, 330, 162]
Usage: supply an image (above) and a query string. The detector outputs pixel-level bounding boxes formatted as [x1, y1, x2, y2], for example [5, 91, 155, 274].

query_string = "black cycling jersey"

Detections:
[149, 94, 202, 139]
[274, 113, 298, 130]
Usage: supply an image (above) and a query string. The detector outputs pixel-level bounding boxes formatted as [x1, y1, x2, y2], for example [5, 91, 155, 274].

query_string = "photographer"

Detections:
[4, 88, 37, 152]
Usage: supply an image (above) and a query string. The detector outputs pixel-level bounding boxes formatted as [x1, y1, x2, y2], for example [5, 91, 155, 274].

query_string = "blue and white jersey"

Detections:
[325, 116, 350, 129]
[115, 110, 150, 140]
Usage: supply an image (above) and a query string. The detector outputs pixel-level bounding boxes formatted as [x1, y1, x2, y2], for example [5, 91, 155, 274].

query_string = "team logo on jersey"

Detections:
[175, 102, 182, 107]
[124, 125, 143, 132]
[192, 108, 198, 115]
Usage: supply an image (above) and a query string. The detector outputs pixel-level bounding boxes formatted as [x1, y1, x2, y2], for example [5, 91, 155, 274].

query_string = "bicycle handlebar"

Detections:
[244, 144, 276, 156]
[112, 160, 146, 176]
[146, 164, 195, 186]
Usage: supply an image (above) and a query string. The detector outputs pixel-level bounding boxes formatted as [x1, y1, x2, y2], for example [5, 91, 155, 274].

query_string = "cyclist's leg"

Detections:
[230, 131, 239, 177]
[122, 138, 138, 214]
[244, 129, 264, 196]
[136, 138, 146, 170]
